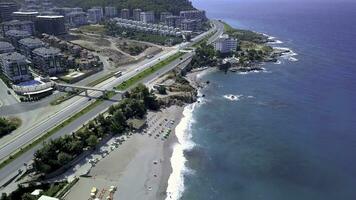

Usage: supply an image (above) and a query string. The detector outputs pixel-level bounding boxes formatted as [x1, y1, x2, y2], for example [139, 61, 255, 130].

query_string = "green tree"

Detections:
[57, 152, 73, 166]
[86, 135, 99, 148]
[110, 110, 127, 134]
[157, 85, 167, 95]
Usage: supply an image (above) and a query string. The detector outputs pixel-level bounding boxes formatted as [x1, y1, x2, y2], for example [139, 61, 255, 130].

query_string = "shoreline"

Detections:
[163, 67, 213, 200]
[162, 30, 297, 200]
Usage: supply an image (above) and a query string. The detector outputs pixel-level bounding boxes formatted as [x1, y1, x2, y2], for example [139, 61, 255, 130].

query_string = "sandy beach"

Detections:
[64, 105, 184, 200]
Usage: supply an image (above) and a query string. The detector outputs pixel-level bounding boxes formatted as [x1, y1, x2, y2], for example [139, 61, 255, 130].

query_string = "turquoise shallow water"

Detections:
[180, 1, 356, 199]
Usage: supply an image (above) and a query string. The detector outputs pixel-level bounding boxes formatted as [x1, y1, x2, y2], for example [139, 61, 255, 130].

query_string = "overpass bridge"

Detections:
[55, 83, 123, 97]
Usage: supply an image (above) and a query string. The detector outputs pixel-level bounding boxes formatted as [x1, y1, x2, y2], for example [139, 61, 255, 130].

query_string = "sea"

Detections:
[165, 0, 356, 200]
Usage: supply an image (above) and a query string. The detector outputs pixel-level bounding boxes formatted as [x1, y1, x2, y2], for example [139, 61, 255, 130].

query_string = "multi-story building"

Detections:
[0, 52, 31, 82]
[0, 2, 18, 22]
[41, 0, 53, 11]
[39, 11, 57, 16]
[12, 11, 39, 22]
[32, 47, 64, 75]
[87, 8, 103, 24]
[66, 11, 87, 27]
[160, 12, 172, 22]
[1, 20, 35, 36]
[165, 16, 182, 28]
[180, 10, 206, 21]
[132, 9, 142, 21]
[180, 19, 201, 32]
[4, 30, 32, 47]
[214, 34, 238, 53]
[0, 41, 15, 54]
[93, 6, 104, 16]
[18, 37, 45, 59]
[35, 15, 66, 35]
[23, 0, 41, 11]
[52, 7, 83, 16]
[121, 9, 130, 19]
[140, 11, 155, 24]
[104, 6, 117, 18]
[114, 18, 181, 37]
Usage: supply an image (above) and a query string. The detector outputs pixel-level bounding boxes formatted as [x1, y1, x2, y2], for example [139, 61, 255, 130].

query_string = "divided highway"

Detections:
[0, 20, 224, 192]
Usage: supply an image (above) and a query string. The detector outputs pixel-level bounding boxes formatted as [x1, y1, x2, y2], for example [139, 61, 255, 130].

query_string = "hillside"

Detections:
[53, 0, 194, 14]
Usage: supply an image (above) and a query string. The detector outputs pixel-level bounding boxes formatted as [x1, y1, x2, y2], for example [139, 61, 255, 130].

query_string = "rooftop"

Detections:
[0, 52, 27, 62]
[181, 19, 198, 23]
[1, 20, 34, 26]
[36, 15, 64, 19]
[33, 47, 61, 57]
[88, 8, 102, 11]
[166, 15, 182, 19]
[38, 195, 59, 200]
[12, 11, 39, 15]
[5, 30, 31, 37]
[0, 41, 15, 50]
[66, 11, 86, 16]
[180, 10, 204, 13]
[0, 2, 17, 6]
[18, 37, 45, 47]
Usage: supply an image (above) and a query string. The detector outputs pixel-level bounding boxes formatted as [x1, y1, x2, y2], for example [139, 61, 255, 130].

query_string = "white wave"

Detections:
[274, 47, 298, 62]
[269, 40, 283, 44]
[165, 103, 197, 200]
[268, 37, 283, 44]
[274, 60, 282, 65]
[288, 57, 299, 62]
[223, 94, 243, 101]
[237, 68, 266, 75]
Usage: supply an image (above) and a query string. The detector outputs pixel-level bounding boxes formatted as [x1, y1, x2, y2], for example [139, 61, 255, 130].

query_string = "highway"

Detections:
[0, 20, 224, 192]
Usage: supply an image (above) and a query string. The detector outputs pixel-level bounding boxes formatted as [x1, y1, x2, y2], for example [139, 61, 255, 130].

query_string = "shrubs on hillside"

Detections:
[0, 117, 20, 138]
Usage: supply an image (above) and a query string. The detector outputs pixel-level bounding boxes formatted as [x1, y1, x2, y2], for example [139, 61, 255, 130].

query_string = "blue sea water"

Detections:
[179, 1, 356, 199]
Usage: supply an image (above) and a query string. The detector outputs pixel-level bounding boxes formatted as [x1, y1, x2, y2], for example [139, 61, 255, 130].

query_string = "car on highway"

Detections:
[114, 71, 123, 77]
[7, 90, 11, 95]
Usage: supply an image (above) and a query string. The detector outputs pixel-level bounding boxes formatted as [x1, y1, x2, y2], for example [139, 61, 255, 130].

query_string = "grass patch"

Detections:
[50, 93, 77, 106]
[116, 52, 185, 90]
[220, 21, 269, 44]
[87, 72, 115, 87]
[223, 21, 235, 33]
[77, 25, 106, 35]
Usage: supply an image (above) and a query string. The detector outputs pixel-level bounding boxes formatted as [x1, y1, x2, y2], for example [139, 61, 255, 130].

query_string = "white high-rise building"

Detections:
[214, 34, 238, 53]
[133, 8, 142, 21]
[140, 11, 155, 24]
[104, 6, 117, 18]
[0, 52, 31, 82]
[120, 9, 130, 19]
[87, 8, 103, 24]
[180, 10, 206, 21]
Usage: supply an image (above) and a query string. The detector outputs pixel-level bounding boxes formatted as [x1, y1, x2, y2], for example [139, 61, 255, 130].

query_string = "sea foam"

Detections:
[223, 94, 243, 101]
[165, 103, 197, 200]
[274, 47, 299, 62]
